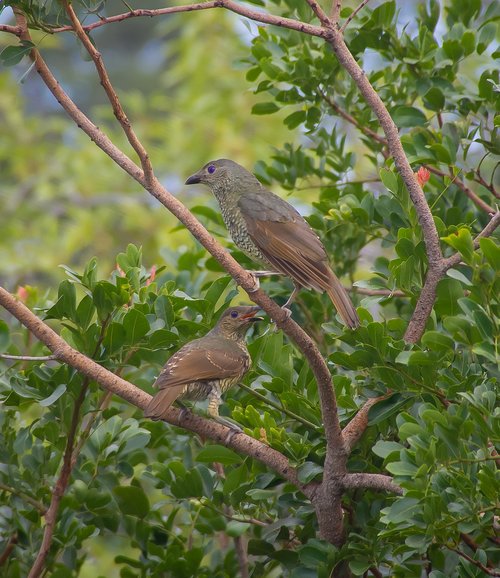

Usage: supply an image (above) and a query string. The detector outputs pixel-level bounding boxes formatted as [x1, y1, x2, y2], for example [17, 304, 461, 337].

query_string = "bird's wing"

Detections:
[153, 343, 247, 391]
[238, 192, 332, 290]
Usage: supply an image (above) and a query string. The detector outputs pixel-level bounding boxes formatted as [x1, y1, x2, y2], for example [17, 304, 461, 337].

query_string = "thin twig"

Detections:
[0, 533, 18, 567]
[340, 0, 372, 32]
[425, 165, 495, 215]
[318, 89, 387, 146]
[304, 0, 331, 27]
[446, 546, 500, 576]
[50, 1, 325, 38]
[0, 482, 47, 514]
[64, 2, 154, 185]
[0, 353, 57, 361]
[27, 379, 89, 578]
[352, 286, 405, 297]
[330, 0, 342, 23]
[0, 24, 22, 35]
[239, 383, 319, 430]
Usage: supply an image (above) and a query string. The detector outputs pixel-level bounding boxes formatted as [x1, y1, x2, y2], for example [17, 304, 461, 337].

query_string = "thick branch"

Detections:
[0, 286, 305, 492]
[327, 29, 443, 267]
[14, 11, 346, 486]
[330, 0, 342, 23]
[341, 473, 403, 495]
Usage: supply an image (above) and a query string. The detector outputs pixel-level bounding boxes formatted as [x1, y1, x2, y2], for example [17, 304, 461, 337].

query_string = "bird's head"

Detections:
[214, 305, 263, 339]
[185, 159, 261, 196]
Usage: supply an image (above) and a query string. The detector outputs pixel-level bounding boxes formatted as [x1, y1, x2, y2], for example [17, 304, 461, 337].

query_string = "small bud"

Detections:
[416, 167, 430, 187]
[16, 286, 28, 302]
[146, 265, 157, 286]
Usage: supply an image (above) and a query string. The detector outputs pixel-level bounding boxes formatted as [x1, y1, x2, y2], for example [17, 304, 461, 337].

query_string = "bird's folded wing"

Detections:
[153, 346, 247, 390]
[238, 194, 332, 291]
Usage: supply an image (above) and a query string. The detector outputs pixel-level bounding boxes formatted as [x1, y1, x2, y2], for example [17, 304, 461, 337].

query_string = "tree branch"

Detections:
[0, 533, 18, 568]
[28, 377, 89, 578]
[341, 395, 389, 453]
[329, 0, 342, 24]
[14, 8, 346, 497]
[63, 1, 154, 184]
[0, 285, 307, 494]
[0, 24, 22, 36]
[424, 165, 496, 215]
[340, 0, 372, 33]
[446, 546, 500, 576]
[304, 0, 331, 27]
[50, 1, 325, 38]
[0, 482, 46, 514]
[341, 473, 403, 495]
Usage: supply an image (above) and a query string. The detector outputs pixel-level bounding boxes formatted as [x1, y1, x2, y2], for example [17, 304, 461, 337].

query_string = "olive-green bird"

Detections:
[144, 305, 261, 427]
[186, 159, 360, 329]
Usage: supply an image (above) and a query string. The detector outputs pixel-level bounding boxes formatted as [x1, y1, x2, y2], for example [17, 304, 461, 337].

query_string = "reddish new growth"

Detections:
[416, 166, 431, 187]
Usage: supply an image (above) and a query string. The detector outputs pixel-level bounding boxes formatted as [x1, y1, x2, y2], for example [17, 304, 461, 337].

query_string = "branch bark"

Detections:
[0, 285, 304, 493]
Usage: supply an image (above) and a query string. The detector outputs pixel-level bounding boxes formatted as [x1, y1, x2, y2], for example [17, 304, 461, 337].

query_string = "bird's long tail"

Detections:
[326, 272, 360, 329]
[144, 387, 181, 420]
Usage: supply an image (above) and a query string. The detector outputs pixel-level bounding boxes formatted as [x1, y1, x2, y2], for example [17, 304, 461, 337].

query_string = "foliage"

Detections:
[0, 0, 499, 577]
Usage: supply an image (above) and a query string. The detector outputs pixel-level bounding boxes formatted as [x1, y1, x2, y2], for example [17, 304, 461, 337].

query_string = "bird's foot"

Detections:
[272, 305, 292, 332]
[214, 415, 243, 442]
[247, 272, 260, 293]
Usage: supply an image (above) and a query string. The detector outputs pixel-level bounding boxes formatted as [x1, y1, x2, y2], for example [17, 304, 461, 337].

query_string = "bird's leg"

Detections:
[281, 286, 300, 316]
[208, 386, 243, 439]
[245, 270, 283, 293]
[250, 270, 283, 278]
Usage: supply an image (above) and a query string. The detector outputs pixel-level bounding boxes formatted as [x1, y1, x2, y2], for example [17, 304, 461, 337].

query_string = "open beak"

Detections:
[185, 172, 201, 185]
[240, 306, 263, 322]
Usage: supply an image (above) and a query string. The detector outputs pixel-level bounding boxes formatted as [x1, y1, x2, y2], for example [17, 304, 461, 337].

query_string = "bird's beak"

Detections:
[185, 171, 201, 185]
[241, 306, 263, 322]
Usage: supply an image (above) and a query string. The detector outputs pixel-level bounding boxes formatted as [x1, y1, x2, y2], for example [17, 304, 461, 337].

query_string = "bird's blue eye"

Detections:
[230, 310, 238, 318]
[207, 165, 216, 174]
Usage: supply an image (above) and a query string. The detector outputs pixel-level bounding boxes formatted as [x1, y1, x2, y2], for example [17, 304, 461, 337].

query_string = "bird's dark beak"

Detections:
[241, 306, 263, 322]
[185, 172, 201, 185]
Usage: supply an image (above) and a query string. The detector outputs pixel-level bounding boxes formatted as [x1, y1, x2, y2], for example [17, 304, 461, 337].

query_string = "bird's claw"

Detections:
[247, 272, 260, 293]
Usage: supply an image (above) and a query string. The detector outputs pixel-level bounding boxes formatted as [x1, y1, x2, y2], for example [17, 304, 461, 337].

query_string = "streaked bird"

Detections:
[185, 158, 360, 328]
[144, 305, 262, 427]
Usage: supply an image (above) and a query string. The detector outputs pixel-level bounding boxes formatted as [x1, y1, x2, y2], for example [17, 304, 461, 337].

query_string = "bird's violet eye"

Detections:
[230, 310, 238, 318]
[207, 164, 216, 174]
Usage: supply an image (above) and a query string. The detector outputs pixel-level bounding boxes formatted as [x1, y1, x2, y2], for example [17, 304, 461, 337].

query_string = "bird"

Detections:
[144, 305, 262, 428]
[185, 159, 360, 329]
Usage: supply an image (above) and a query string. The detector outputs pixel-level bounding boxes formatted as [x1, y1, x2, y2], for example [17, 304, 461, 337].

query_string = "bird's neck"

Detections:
[209, 326, 247, 344]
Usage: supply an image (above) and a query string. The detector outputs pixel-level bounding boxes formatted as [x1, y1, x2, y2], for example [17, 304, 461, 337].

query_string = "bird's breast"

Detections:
[219, 203, 269, 264]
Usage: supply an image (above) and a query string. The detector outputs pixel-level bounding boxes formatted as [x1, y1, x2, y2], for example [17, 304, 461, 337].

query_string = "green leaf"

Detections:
[251, 102, 279, 115]
[421, 331, 454, 352]
[0, 41, 35, 66]
[423, 87, 445, 111]
[392, 106, 427, 127]
[39, 383, 67, 407]
[446, 268, 472, 286]
[379, 168, 399, 194]
[441, 228, 475, 264]
[297, 462, 323, 484]
[113, 485, 150, 518]
[196, 445, 242, 465]
[368, 393, 409, 425]
[0, 320, 10, 352]
[479, 237, 500, 269]
[284, 110, 306, 129]
[225, 520, 250, 537]
[372, 440, 404, 459]
[123, 308, 149, 344]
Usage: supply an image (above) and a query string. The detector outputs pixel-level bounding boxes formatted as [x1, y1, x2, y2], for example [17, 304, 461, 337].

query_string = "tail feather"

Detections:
[144, 387, 182, 420]
[326, 272, 360, 329]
